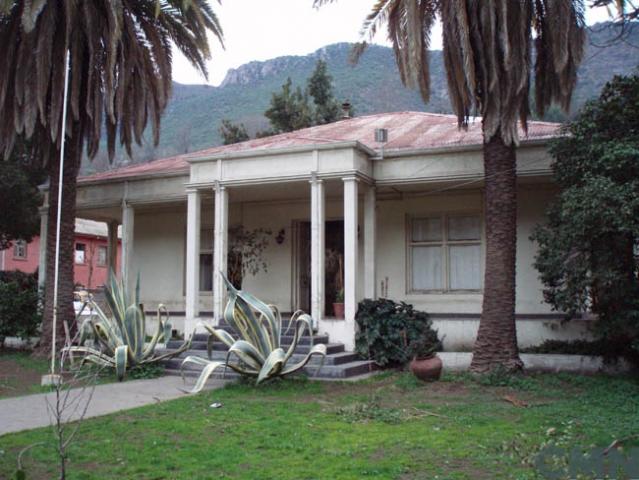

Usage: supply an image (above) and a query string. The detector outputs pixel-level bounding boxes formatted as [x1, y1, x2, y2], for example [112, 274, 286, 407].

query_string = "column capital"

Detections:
[309, 172, 324, 185]
[342, 175, 360, 183]
[213, 180, 227, 192]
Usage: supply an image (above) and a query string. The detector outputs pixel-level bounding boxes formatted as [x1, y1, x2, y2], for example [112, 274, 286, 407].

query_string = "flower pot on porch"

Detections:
[332, 302, 345, 319]
[409, 355, 442, 382]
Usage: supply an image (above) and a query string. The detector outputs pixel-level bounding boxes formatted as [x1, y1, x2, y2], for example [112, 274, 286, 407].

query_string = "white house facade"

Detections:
[44, 112, 592, 351]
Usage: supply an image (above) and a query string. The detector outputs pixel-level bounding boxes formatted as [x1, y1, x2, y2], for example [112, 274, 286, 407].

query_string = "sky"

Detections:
[172, 1, 614, 87]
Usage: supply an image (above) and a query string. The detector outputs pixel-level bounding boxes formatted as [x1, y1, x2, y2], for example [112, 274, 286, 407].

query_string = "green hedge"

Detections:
[355, 298, 441, 367]
[0, 270, 41, 344]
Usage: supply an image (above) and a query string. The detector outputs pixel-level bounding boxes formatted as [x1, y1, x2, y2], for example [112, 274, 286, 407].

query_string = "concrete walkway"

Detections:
[0, 376, 228, 436]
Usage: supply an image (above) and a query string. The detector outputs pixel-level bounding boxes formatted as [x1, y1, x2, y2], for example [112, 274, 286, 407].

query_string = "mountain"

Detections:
[84, 22, 639, 173]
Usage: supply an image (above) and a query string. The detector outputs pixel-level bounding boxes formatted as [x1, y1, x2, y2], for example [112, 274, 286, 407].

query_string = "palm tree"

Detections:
[0, 1, 223, 356]
[315, 0, 585, 372]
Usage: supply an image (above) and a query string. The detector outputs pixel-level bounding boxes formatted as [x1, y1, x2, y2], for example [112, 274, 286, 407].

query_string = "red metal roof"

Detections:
[79, 111, 559, 184]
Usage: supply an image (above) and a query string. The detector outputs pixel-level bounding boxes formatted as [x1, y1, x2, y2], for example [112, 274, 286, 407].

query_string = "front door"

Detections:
[295, 220, 344, 315]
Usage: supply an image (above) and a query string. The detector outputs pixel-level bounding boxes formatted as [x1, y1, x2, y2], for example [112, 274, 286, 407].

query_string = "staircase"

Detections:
[160, 320, 377, 380]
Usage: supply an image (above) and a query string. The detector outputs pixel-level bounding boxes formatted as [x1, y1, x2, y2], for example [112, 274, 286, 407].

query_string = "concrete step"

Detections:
[166, 339, 340, 354]
[161, 349, 358, 367]
[165, 359, 377, 380]
[187, 333, 328, 345]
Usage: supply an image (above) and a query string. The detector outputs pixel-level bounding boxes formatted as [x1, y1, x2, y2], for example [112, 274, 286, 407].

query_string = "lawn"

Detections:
[0, 350, 164, 399]
[1, 371, 638, 479]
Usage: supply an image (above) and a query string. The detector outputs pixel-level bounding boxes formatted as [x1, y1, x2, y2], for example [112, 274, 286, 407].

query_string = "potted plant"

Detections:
[333, 288, 345, 319]
[326, 248, 345, 319]
[408, 334, 443, 382]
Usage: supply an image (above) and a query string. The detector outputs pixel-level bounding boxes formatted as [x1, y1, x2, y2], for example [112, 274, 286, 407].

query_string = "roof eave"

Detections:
[187, 140, 377, 163]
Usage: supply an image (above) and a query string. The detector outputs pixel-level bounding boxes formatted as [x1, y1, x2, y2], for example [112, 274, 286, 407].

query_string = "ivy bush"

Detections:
[0, 270, 41, 344]
[355, 298, 441, 367]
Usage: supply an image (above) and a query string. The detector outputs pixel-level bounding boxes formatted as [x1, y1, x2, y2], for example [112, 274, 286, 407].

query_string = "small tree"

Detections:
[264, 78, 314, 133]
[219, 119, 250, 145]
[307, 59, 341, 125]
[532, 72, 639, 360]
[227, 226, 272, 289]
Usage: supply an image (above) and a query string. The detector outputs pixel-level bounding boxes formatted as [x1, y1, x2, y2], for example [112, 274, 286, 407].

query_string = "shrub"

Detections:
[0, 270, 41, 344]
[355, 298, 441, 367]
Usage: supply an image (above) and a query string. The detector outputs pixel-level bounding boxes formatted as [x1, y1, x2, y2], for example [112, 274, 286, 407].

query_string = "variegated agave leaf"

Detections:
[182, 273, 327, 393]
[62, 272, 190, 381]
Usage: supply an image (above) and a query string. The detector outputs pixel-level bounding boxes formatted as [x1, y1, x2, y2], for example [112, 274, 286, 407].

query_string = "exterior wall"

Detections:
[1, 237, 41, 274]
[1, 234, 120, 290]
[72, 233, 121, 289]
[127, 184, 593, 351]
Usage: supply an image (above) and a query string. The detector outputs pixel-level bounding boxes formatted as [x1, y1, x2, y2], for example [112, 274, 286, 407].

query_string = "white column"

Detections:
[185, 190, 201, 333]
[364, 185, 376, 299]
[38, 209, 48, 291]
[121, 202, 134, 292]
[310, 177, 325, 327]
[343, 176, 359, 345]
[213, 185, 229, 324]
[106, 220, 119, 275]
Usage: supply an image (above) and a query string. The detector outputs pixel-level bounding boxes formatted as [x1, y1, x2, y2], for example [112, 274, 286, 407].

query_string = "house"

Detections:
[43, 111, 591, 351]
[1, 219, 121, 291]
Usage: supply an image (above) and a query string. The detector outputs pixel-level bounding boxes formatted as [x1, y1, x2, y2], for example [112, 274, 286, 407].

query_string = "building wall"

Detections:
[1, 234, 121, 290]
[132, 185, 592, 348]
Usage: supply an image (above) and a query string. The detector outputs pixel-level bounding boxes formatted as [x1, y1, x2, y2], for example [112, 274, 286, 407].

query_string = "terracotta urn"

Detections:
[409, 355, 442, 382]
[333, 302, 345, 319]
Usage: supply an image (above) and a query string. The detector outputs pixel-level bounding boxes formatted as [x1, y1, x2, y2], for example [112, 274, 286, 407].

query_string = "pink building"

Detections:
[0, 219, 121, 290]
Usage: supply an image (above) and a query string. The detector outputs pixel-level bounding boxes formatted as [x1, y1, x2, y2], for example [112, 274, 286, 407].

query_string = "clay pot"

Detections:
[410, 355, 442, 382]
[332, 302, 345, 319]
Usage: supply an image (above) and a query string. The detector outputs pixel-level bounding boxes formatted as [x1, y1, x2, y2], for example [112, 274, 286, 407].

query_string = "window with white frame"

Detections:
[13, 240, 27, 260]
[97, 246, 107, 266]
[74, 243, 86, 264]
[199, 228, 213, 292]
[409, 214, 483, 292]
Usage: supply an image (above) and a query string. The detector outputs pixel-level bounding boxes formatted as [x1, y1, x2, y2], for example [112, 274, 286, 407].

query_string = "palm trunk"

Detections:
[470, 132, 523, 373]
[34, 127, 82, 358]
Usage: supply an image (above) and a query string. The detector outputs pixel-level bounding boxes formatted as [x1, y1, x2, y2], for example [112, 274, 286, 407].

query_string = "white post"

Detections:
[121, 202, 135, 292]
[185, 189, 201, 334]
[364, 185, 376, 299]
[343, 176, 359, 348]
[310, 176, 325, 327]
[38, 209, 48, 291]
[44, 49, 71, 383]
[213, 184, 229, 324]
[106, 220, 119, 275]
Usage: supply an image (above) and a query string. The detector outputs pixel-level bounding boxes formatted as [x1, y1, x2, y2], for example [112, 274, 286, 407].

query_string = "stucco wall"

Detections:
[131, 184, 591, 349]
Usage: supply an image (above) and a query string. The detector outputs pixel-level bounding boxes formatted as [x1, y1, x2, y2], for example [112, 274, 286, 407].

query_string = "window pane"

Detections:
[412, 217, 442, 242]
[75, 244, 86, 264]
[448, 216, 481, 240]
[97, 246, 107, 266]
[412, 246, 442, 290]
[201, 229, 214, 251]
[449, 245, 482, 290]
[199, 253, 213, 291]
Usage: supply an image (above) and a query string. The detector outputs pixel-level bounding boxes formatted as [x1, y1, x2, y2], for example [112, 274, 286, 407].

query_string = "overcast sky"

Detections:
[172, 1, 614, 87]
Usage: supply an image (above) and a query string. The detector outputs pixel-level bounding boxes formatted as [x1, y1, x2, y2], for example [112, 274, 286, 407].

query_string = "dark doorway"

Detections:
[296, 220, 344, 315]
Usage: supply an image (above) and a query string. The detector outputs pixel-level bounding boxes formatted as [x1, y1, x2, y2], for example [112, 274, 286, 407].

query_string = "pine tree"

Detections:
[308, 60, 341, 125]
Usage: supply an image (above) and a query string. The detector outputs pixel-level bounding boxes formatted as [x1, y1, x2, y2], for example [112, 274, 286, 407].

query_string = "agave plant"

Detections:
[63, 273, 190, 380]
[182, 275, 327, 393]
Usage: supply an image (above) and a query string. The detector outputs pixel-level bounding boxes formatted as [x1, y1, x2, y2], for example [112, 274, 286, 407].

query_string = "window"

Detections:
[97, 246, 107, 266]
[409, 214, 482, 292]
[200, 228, 214, 291]
[13, 240, 27, 260]
[74, 243, 86, 264]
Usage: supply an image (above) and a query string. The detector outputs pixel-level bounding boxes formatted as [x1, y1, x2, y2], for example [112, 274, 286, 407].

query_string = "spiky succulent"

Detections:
[63, 273, 190, 380]
[182, 275, 327, 393]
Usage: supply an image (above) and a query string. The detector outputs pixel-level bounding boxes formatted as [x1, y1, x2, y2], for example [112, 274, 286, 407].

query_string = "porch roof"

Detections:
[78, 111, 559, 185]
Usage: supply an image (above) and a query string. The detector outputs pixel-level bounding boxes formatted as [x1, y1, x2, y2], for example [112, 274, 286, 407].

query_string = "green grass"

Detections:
[1, 372, 638, 479]
[0, 351, 164, 399]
